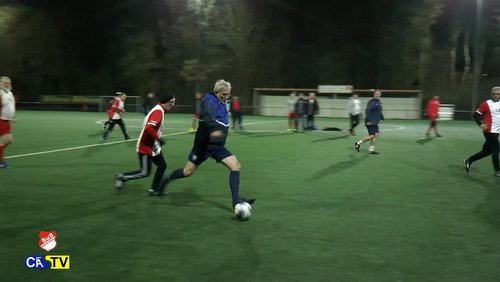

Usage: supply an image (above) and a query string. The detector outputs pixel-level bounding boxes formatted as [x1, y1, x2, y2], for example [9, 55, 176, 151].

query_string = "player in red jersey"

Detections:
[114, 95, 176, 193]
[425, 96, 442, 138]
[0, 76, 15, 168]
[102, 92, 130, 141]
[464, 87, 500, 176]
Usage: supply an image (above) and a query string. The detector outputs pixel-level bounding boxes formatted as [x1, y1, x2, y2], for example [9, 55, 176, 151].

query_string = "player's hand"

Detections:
[380, 120, 384, 123]
[480, 123, 487, 130]
[366, 121, 372, 126]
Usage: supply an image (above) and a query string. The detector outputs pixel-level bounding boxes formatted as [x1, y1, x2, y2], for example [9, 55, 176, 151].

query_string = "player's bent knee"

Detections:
[183, 168, 195, 177]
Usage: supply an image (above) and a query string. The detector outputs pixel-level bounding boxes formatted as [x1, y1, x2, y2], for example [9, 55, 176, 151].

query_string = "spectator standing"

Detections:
[295, 93, 307, 132]
[306, 92, 319, 130]
[230, 96, 243, 129]
[0, 76, 15, 168]
[287, 92, 297, 132]
[347, 93, 361, 136]
[142, 92, 156, 116]
[189, 92, 204, 133]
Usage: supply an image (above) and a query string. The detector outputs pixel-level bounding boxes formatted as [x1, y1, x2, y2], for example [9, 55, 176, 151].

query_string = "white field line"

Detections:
[6, 119, 285, 159]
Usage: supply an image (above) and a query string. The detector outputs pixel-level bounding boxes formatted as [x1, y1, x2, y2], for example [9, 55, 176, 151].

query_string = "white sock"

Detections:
[369, 145, 375, 152]
[357, 140, 363, 145]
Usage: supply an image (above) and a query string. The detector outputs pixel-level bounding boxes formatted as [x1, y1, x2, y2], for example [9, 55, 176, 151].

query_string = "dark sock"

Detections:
[169, 168, 186, 181]
[229, 171, 240, 206]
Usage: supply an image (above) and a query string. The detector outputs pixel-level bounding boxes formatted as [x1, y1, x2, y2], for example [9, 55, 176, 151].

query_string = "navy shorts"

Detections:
[366, 125, 379, 135]
[188, 144, 233, 166]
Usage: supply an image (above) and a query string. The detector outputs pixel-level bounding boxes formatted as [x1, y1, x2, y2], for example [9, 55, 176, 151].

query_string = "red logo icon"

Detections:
[39, 231, 57, 252]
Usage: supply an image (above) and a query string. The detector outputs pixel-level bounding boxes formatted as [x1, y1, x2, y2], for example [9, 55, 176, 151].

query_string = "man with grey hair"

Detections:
[154, 79, 255, 212]
[0, 76, 15, 168]
[464, 86, 500, 176]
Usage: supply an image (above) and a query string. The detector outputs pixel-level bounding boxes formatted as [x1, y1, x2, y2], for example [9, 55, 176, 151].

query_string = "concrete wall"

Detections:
[258, 95, 422, 119]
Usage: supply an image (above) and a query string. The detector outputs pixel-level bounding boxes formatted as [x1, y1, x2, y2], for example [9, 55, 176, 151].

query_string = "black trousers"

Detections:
[103, 119, 129, 139]
[350, 114, 360, 130]
[468, 132, 500, 172]
[121, 153, 167, 190]
[232, 112, 242, 128]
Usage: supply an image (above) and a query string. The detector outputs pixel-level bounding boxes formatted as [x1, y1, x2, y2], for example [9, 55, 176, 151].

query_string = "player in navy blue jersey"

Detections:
[354, 90, 385, 154]
[154, 79, 255, 209]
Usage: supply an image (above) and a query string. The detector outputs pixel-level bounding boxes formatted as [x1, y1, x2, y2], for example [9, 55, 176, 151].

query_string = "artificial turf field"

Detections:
[1, 110, 499, 282]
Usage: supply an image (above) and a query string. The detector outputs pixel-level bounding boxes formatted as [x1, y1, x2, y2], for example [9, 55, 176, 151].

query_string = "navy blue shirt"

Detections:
[365, 98, 384, 125]
[194, 92, 229, 147]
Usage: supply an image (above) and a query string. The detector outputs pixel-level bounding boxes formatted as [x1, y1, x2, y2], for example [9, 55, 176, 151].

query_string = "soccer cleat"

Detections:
[148, 189, 168, 196]
[368, 151, 380, 155]
[115, 174, 125, 191]
[354, 142, 361, 152]
[125, 135, 131, 140]
[436, 133, 442, 137]
[239, 198, 255, 206]
[463, 159, 471, 173]
[0, 161, 9, 168]
[495, 171, 500, 177]
[155, 177, 170, 195]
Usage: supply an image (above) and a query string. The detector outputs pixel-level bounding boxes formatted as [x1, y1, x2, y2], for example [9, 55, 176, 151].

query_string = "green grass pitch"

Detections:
[1, 110, 499, 281]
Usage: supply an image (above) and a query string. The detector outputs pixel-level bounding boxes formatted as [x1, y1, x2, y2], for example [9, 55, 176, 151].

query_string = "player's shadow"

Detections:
[87, 132, 103, 138]
[463, 173, 500, 231]
[232, 130, 291, 138]
[416, 137, 433, 145]
[308, 154, 368, 181]
[163, 188, 232, 212]
[310, 134, 350, 143]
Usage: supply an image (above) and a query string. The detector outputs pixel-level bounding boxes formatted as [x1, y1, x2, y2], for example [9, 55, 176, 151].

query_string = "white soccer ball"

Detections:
[234, 202, 252, 220]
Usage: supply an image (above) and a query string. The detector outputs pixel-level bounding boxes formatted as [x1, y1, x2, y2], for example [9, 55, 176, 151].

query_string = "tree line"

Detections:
[0, 0, 499, 111]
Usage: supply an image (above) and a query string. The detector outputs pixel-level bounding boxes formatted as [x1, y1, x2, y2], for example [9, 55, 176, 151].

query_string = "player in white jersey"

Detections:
[464, 86, 500, 176]
[0, 76, 15, 168]
[347, 93, 361, 135]
[115, 95, 176, 193]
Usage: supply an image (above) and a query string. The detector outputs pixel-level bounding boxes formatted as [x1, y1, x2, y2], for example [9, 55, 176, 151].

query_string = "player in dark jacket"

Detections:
[155, 79, 255, 209]
[354, 90, 385, 154]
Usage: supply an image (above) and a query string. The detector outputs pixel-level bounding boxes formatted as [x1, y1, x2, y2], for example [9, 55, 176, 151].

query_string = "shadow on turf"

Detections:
[231, 130, 292, 138]
[308, 153, 368, 180]
[310, 134, 350, 143]
[462, 170, 500, 231]
[152, 187, 233, 212]
[416, 137, 433, 145]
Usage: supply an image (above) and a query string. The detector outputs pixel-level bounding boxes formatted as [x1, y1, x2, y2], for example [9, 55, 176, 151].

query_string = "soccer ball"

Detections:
[234, 202, 252, 220]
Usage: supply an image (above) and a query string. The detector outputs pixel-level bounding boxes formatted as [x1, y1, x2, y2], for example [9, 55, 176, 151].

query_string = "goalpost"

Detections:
[252, 86, 423, 119]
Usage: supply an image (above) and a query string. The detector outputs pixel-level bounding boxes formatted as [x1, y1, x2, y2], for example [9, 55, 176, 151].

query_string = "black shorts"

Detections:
[188, 144, 233, 166]
[366, 125, 379, 135]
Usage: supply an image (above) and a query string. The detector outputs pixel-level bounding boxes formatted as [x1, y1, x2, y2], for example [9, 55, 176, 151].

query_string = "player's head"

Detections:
[290, 92, 296, 98]
[118, 92, 127, 101]
[0, 76, 12, 91]
[159, 94, 176, 111]
[147, 92, 154, 99]
[214, 79, 231, 103]
[491, 86, 500, 101]
[373, 90, 382, 99]
[353, 94, 359, 99]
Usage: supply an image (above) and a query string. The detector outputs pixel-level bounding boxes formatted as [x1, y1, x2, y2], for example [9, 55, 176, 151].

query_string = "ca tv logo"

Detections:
[25, 255, 70, 269]
[25, 231, 70, 270]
